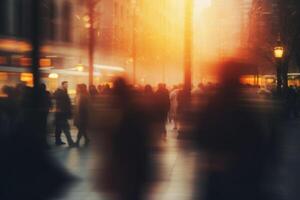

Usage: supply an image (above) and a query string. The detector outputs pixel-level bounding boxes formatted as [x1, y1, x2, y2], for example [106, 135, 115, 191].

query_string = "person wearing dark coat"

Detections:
[154, 83, 170, 139]
[74, 84, 90, 146]
[195, 61, 268, 200]
[38, 83, 52, 146]
[53, 81, 74, 147]
[89, 84, 99, 98]
[96, 78, 152, 200]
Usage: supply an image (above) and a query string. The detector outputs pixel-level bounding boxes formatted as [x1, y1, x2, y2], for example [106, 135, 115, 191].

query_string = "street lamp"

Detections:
[274, 45, 284, 59]
[273, 39, 285, 94]
[76, 63, 84, 72]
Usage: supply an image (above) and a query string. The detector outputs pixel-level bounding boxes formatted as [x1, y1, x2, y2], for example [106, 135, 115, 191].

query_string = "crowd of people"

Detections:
[2, 78, 299, 148]
[1, 67, 300, 199]
[0, 79, 178, 148]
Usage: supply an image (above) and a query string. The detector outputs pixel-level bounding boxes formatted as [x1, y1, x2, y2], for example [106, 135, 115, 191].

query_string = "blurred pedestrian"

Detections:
[102, 84, 112, 95]
[195, 60, 268, 200]
[89, 84, 99, 98]
[74, 84, 90, 147]
[96, 78, 151, 200]
[53, 81, 75, 147]
[38, 83, 52, 147]
[286, 85, 298, 119]
[154, 83, 170, 140]
[97, 84, 103, 94]
[169, 86, 180, 130]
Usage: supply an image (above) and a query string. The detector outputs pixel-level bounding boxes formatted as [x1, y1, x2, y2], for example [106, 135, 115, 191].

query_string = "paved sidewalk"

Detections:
[49, 124, 202, 200]
[47, 104, 300, 200]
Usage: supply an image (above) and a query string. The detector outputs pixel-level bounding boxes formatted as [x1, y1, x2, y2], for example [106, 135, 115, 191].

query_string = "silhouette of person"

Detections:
[102, 84, 112, 95]
[53, 81, 74, 147]
[154, 83, 170, 139]
[0, 84, 75, 200]
[169, 86, 181, 130]
[286, 85, 298, 118]
[96, 78, 151, 200]
[196, 60, 268, 200]
[89, 84, 99, 98]
[74, 84, 90, 146]
[38, 83, 52, 147]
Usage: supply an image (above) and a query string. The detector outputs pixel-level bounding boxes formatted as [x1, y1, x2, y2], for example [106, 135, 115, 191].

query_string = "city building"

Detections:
[247, 0, 280, 75]
[200, 0, 245, 62]
[0, 0, 186, 95]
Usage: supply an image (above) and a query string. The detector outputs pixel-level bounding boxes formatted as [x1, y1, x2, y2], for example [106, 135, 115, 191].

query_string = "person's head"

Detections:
[158, 83, 163, 90]
[144, 84, 153, 94]
[89, 85, 98, 94]
[82, 84, 88, 94]
[76, 84, 82, 94]
[198, 83, 204, 89]
[2, 85, 13, 96]
[113, 77, 128, 96]
[97, 84, 102, 91]
[40, 83, 46, 91]
[16, 82, 26, 92]
[61, 81, 68, 90]
[105, 84, 110, 89]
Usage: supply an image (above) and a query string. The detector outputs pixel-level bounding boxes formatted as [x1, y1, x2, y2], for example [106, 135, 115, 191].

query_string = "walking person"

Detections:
[169, 86, 180, 130]
[53, 81, 75, 147]
[95, 78, 152, 200]
[74, 84, 90, 147]
[154, 83, 170, 140]
[38, 83, 52, 147]
[89, 84, 99, 98]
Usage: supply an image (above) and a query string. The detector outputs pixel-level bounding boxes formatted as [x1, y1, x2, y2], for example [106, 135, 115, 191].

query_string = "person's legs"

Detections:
[76, 127, 83, 146]
[55, 113, 64, 145]
[61, 117, 74, 146]
[82, 127, 90, 145]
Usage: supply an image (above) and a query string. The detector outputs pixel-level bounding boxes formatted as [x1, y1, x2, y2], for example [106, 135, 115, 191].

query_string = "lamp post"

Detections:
[273, 39, 284, 94]
[132, 0, 137, 85]
[88, 0, 95, 86]
[184, 0, 193, 96]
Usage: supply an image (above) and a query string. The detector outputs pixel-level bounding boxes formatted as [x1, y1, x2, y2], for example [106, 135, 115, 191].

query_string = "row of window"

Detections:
[0, 0, 72, 43]
[41, 0, 72, 42]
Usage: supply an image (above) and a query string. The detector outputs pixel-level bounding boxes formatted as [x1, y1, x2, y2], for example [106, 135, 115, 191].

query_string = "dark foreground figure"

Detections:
[94, 78, 153, 200]
[195, 61, 275, 200]
[0, 85, 74, 200]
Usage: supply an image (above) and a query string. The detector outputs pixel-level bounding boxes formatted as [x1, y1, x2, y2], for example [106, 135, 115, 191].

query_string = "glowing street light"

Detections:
[76, 63, 84, 72]
[274, 45, 284, 59]
[49, 73, 59, 79]
[273, 38, 285, 94]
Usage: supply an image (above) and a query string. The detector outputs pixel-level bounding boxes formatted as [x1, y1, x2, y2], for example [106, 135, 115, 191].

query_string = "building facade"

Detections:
[0, 0, 185, 94]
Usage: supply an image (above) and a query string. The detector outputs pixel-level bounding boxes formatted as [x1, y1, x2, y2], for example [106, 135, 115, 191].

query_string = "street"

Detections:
[48, 96, 300, 200]
[50, 123, 202, 200]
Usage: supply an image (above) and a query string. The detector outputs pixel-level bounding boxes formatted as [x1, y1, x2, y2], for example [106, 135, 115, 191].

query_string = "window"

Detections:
[49, 0, 58, 41]
[62, 1, 72, 42]
[0, 0, 8, 35]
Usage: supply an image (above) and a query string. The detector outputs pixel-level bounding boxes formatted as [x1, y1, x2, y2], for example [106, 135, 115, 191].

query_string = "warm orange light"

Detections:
[274, 47, 284, 58]
[20, 57, 52, 67]
[20, 73, 33, 83]
[76, 64, 84, 72]
[0, 72, 8, 81]
[83, 15, 90, 22]
[40, 58, 52, 67]
[85, 23, 91, 28]
[0, 56, 7, 65]
[0, 39, 31, 52]
[49, 73, 59, 79]
[20, 57, 31, 67]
